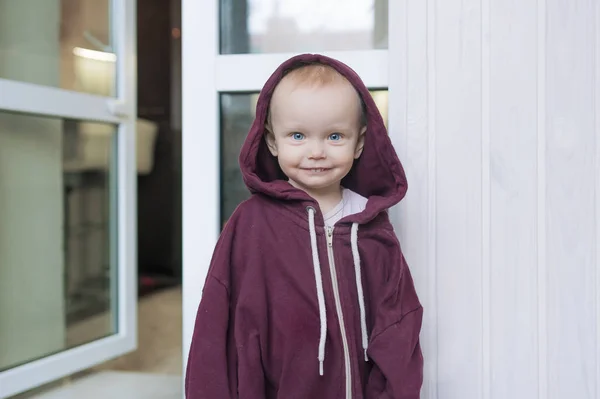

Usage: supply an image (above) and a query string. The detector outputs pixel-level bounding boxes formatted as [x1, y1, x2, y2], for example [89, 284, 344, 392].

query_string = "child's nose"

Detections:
[308, 141, 326, 159]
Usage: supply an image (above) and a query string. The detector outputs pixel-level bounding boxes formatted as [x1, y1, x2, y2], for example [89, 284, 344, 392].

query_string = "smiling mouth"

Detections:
[302, 168, 331, 173]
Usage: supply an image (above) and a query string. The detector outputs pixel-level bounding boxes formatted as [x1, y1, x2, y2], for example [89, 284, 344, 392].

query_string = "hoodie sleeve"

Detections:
[366, 247, 424, 399]
[185, 213, 266, 398]
[185, 275, 236, 398]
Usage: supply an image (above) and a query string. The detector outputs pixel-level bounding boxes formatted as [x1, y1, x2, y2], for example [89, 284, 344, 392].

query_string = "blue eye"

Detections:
[329, 133, 342, 141]
[292, 132, 305, 140]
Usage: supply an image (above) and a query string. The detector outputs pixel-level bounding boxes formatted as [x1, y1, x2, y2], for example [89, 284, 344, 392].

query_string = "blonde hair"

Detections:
[266, 63, 367, 133]
[282, 63, 350, 89]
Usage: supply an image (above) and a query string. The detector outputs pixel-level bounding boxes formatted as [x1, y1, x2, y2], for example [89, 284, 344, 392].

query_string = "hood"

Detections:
[238, 53, 408, 223]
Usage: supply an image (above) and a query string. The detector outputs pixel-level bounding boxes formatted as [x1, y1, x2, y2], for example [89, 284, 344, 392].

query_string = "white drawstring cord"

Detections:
[307, 208, 369, 375]
[351, 222, 369, 362]
[307, 207, 327, 375]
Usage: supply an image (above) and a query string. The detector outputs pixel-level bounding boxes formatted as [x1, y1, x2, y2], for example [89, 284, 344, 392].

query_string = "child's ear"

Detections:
[354, 126, 367, 159]
[265, 129, 278, 157]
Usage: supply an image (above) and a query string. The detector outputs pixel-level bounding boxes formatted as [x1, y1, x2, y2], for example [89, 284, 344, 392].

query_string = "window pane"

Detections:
[0, 0, 115, 96]
[220, 0, 388, 54]
[220, 90, 388, 226]
[0, 111, 118, 371]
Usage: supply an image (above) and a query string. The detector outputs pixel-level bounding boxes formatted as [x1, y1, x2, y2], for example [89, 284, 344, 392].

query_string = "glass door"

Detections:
[0, 0, 137, 397]
[181, 0, 406, 371]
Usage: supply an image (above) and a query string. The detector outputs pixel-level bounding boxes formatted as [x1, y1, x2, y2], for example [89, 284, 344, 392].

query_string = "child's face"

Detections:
[266, 79, 366, 198]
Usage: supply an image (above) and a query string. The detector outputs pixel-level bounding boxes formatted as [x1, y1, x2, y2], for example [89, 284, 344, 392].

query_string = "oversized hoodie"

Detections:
[185, 54, 423, 399]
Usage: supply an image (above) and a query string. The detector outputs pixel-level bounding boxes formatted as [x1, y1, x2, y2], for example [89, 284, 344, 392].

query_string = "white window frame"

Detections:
[0, 0, 138, 397]
[181, 0, 407, 372]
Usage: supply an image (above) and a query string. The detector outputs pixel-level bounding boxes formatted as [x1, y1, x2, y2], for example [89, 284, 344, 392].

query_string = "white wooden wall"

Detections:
[391, 1, 600, 398]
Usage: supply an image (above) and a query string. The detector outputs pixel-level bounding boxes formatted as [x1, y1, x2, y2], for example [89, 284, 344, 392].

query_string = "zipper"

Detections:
[325, 226, 352, 399]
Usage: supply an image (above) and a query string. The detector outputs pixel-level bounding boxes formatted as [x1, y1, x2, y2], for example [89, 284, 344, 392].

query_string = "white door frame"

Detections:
[181, 0, 420, 376]
[0, 1, 138, 397]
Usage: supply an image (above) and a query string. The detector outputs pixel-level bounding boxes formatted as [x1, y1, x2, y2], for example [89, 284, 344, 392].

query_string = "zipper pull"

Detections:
[326, 227, 333, 247]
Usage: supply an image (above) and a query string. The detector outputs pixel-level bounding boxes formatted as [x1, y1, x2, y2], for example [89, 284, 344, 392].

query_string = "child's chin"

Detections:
[303, 180, 342, 191]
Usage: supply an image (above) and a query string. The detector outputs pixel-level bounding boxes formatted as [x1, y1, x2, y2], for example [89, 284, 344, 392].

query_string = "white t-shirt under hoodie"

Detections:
[323, 188, 368, 227]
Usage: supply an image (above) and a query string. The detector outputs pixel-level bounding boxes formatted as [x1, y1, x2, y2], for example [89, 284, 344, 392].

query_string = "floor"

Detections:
[93, 286, 183, 375]
[27, 372, 182, 399]
[15, 286, 183, 398]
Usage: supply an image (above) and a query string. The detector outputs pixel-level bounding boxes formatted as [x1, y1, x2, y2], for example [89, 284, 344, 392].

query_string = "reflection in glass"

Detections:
[220, 0, 388, 54]
[0, 111, 118, 371]
[0, 0, 115, 96]
[220, 90, 388, 225]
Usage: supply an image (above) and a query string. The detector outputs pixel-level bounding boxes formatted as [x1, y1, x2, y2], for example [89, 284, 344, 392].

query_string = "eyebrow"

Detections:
[275, 124, 357, 134]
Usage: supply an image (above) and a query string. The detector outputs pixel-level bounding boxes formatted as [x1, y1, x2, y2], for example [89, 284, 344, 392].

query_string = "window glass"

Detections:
[0, 111, 118, 371]
[220, 0, 388, 54]
[0, 0, 115, 96]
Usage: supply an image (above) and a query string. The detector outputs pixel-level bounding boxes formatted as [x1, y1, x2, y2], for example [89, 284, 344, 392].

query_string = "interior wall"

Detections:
[137, 0, 182, 282]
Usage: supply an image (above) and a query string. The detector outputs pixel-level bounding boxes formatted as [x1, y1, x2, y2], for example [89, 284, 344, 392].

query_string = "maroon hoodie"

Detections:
[185, 54, 423, 399]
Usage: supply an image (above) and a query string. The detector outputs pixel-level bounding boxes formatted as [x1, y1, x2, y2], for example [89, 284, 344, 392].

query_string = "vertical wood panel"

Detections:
[406, 0, 598, 396]
[595, 0, 600, 395]
[434, 0, 483, 397]
[391, 0, 436, 397]
[488, 1, 539, 398]
[537, 0, 548, 397]
[481, 0, 491, 396]
[423, 0, 439, 396]
[546, 1, 597, 398]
